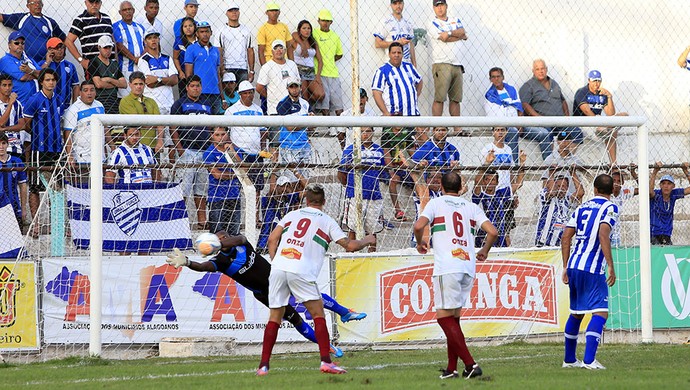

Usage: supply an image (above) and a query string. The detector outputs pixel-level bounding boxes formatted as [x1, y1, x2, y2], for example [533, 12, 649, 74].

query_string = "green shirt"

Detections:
[312, 29, 343, 78]
[119, 94, 161, 148]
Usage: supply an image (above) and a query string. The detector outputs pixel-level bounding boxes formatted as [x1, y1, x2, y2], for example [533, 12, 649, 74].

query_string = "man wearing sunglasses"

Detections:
[0, 0, 66, 63]
[65, 0, 114, 71]
[0, 31, 39, 106]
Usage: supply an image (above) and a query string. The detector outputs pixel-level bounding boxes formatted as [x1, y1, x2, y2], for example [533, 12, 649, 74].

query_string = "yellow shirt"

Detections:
[257, 22, 292, 62]
[118, 94, 161, 148]
[312, 28, 343, 78]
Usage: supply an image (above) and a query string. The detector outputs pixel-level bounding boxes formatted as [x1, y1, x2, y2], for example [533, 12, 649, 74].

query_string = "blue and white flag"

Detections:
[67, 183, 193, 253]
[0, 196, 24, 258]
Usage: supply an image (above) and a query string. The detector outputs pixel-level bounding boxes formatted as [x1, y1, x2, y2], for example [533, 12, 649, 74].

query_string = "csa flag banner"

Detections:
[66, 183, 193, 253]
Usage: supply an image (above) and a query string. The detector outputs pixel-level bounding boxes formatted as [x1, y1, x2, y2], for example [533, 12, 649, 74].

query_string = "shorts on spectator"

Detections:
[344, 198, 384, 235]
[297, 65, 315, 81]
[29, 151, 62, 193]
[268, 268, 321, 308]
[432, 63, 464, 103]
[314, 76, 343, 111]
[208, 198, 241, 236]
[279, 147, 312, 178]
[174, 149, 208, 197]
[433, 272, 473, 310]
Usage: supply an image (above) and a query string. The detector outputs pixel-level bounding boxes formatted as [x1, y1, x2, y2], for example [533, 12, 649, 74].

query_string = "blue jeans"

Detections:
[208, 198, 241, 236]
[521, 126, 553, 161]
[506, 126, 520, 162]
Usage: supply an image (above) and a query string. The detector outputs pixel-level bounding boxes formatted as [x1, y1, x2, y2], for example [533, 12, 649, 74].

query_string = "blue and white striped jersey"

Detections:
[113, 20, 145, 73]
[566, 196, 619, 274]
[108, 142, 155, 184]
[0, 99, 25, 155]
[535, 188, 572, 247]
[371, 61, 421, 116]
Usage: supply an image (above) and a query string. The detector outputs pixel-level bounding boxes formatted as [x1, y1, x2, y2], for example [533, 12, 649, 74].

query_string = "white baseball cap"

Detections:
[237, 80, 254, 93]
[222, 72, 236, 83]
[271, 39, 285, 49]
[97, 35, 115, 48]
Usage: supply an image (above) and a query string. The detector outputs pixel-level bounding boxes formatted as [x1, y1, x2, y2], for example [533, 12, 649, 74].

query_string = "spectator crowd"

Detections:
[0, 0, 685, 249]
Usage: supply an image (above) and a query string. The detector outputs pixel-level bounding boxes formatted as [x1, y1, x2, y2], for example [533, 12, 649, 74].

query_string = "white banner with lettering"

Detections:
[42, 256, 331, 344]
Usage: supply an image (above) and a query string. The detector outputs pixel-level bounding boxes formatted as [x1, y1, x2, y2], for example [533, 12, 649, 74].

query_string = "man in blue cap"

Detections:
[573, 69, 628, 164]
[648, 161, 690, 245]
[0, 31, 39, 105]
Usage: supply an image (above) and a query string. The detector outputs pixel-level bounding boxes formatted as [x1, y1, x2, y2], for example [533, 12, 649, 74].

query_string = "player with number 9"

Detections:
[257, 183, 376, 376]
[413, 172, 498, 379]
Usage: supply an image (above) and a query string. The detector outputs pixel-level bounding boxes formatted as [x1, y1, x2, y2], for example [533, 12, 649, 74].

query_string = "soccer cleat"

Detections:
[439, 369, 459, 379]
[562, 360, 585, 368]
[256, 366, 269, 376]
[330, 344, 344, 358]
[320, 361, 347, 374]
[462, 364, 483, 378]
[583, 360, 606, 370]
[340, 309, 367, 323]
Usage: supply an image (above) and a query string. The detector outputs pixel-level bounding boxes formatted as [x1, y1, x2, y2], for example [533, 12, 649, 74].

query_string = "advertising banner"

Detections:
[334, 249, 570, 343]
[42, 256, 331, 344]
[0, 262, 39, 351]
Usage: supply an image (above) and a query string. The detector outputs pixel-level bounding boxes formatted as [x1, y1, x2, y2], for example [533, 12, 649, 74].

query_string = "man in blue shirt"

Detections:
[648, 161, 690, 245]
[371, 42, 422, 117]
[38, 38, 79, 111]
[338, 126, 386, 251]
[184, 21, 222, 115]
[202, 127, 242, 235]
[23, 68, 62, 237]
[0, 0, 66, 63]
[560, 174, 618, 370]
[410, 126, 460, 169]
[0, 74, 27, 161]
[0, 31, 39, 105]
[171, 75, 212, 230]
[276, 78, 312, 176]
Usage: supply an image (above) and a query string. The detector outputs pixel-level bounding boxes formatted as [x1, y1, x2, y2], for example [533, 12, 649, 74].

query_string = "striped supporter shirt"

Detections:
[113, 20, 145, 73]
[371, 61, 421, 116]
[23, 91, 63, 153]
[69, 11, 114, 59]
[108, 142, 155, 184]
[0, 99, 26, 155]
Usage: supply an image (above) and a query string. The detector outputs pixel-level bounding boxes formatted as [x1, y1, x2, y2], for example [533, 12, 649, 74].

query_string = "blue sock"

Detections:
[564, 315, 583, 363]
[294, 320, 317, 343]
[321, 293, 349, 317]
[584, 315, 607, 364]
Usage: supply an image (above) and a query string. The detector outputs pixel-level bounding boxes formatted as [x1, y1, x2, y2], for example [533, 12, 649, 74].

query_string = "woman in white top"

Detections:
[291, 20, 324, 105]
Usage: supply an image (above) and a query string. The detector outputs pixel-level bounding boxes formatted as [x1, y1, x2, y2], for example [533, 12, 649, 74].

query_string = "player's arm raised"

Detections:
[598, 222, 616, 286]
[335, 234, 376, 252]
[476, 220, 498, 261]
[560, 226, 575, 284]
[413, 216, 430, 254]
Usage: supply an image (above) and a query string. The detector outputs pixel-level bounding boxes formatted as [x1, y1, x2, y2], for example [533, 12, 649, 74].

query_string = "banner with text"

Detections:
[42, 256, 331, 344]
[609, 246, 690, 329]
[334, 249, 569, 343]
[0, 262, 39, 351]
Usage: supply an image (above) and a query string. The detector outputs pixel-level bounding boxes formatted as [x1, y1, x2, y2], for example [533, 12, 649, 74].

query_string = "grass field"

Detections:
[2, 343, 689, 389]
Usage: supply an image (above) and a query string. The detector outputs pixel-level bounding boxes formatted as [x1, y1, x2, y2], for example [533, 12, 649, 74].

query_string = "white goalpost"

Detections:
[83, 114, 647, 357]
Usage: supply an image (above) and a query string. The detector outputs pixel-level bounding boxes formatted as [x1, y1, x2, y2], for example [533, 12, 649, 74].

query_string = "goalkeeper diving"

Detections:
[166, 231, 366, 357]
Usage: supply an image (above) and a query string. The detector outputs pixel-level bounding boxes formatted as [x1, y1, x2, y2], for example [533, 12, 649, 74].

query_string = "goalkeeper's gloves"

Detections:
[166, 248, 190, 268]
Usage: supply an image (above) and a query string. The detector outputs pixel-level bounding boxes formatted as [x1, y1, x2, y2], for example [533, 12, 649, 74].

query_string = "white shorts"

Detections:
[345, 198, 384, 234]
[268, 268, 322, 308]
[433, 273, 474, 310]
[174, 149, 208, 197]
[314, 76, 344, 111]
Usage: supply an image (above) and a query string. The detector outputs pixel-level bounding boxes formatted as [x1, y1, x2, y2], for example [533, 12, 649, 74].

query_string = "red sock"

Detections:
[259, 321, 280, 368]
[438, 316, 474, 368]
[313, 317, 332, 363]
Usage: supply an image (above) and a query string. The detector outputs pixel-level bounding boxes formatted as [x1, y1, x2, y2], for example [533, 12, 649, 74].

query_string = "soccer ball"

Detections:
[195, 232, 221, 257]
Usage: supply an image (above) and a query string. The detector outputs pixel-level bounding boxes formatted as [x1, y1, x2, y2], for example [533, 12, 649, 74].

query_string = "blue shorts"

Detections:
[567, 268, 609, 314]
